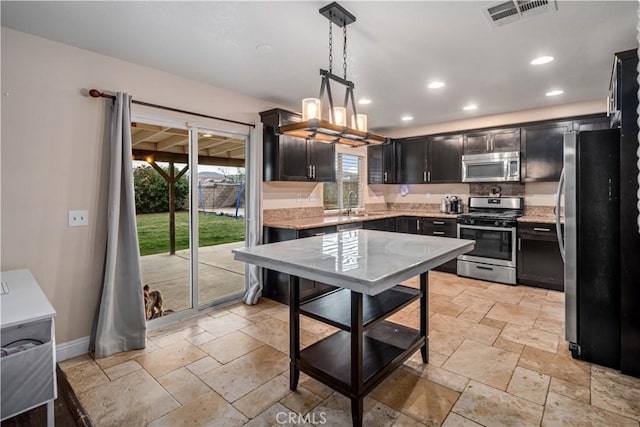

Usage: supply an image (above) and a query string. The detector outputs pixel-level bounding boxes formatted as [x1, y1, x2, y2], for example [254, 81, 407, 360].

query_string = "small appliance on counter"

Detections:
[456, 196, 523, 284]
[440, 194, 463, 214]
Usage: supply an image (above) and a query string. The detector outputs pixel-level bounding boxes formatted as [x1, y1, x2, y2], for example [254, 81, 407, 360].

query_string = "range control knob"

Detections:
[469, 219, 475, 225]
[494, 221, 500, 227]
[502, 221, 509, 227]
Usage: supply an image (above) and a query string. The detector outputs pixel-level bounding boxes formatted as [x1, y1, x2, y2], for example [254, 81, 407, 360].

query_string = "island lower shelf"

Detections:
[299, 285, 422, 332]
[298, 320, 423, 394]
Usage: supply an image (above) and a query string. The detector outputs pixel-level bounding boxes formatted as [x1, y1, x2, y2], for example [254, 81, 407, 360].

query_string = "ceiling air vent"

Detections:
[482, 0, 557, 28]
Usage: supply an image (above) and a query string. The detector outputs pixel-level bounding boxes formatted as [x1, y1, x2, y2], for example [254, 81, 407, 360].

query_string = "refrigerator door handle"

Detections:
[555, 167, 566, 263]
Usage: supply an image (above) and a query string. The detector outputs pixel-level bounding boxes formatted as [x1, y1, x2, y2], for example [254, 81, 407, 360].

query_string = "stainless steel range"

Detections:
[457, 197, 523, 285]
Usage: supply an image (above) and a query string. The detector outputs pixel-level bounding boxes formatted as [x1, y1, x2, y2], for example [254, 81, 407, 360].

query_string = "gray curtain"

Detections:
[93, 92, 147, 358]
[243, 123, 263, 304]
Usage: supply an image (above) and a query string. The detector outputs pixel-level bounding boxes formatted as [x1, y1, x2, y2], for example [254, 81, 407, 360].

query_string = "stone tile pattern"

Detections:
[263, 207, 324, 222]
[470, 183, 525, 197]
[60, 271, 640, 426]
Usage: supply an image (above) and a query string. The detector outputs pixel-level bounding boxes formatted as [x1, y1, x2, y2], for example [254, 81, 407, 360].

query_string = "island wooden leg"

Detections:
[351, 291, 364, 427]
[289, 275, 300, 391]
[420, 272, 429, 363]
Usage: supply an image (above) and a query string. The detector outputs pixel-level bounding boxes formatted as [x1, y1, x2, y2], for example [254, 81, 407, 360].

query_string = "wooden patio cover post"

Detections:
[148, 160, 188, 255]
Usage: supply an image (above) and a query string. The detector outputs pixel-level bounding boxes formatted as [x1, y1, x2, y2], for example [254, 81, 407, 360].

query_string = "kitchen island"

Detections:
[233, 229, 474, 426]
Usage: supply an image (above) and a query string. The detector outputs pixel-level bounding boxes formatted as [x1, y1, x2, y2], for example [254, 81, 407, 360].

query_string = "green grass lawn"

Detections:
[136, 211, 245, 256]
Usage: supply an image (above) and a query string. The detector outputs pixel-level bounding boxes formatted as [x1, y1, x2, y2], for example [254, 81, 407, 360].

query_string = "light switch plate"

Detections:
[68, 210, 89, 227]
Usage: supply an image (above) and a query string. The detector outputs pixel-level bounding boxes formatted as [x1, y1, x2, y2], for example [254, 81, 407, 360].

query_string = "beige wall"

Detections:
[0, 28, 279, 344]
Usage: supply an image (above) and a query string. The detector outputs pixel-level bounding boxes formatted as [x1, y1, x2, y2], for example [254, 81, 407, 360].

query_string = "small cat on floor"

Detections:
[143, 284, 164, 320]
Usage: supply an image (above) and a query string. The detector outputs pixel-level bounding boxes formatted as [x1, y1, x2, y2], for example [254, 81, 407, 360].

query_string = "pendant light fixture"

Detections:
[278, 2, 387, 147]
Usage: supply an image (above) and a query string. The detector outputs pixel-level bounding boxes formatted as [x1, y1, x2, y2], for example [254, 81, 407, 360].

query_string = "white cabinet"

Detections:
[1, 269, 57, 425]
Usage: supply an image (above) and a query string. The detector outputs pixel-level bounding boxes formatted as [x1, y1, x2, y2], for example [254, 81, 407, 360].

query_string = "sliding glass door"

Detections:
[194, 128, 246, 307]
[131, 116, 248, 325]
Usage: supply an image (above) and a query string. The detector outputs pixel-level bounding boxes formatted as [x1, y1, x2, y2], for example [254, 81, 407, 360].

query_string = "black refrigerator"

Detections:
[612, 49, 640, 378]
[556, 129, 620, 368]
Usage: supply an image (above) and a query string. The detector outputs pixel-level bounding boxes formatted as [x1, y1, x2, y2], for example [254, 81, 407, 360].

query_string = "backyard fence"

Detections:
[198, 182, 245, 213]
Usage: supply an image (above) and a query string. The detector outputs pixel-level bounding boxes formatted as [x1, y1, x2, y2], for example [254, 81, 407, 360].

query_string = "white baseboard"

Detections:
[56, 336, 91, 362]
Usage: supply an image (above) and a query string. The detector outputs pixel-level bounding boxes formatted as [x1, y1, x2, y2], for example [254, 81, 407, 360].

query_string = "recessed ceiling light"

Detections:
[401, 115, 414, 121]
[358, 98, 372, 105]
[545, 90, 564, 97]
[428, 81, 445, 89]
[463, 104, 478, 111]
[531, 56, 554, 65]
[202, 133, 213, 137]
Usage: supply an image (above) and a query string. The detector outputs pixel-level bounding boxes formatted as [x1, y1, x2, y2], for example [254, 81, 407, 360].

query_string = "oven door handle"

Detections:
[458, 224, 515, 232]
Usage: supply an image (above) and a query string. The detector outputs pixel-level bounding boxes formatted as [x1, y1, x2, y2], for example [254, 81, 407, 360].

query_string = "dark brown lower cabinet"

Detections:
[362, 217, 396, 231]
[395, 216, 458, 274]
[517, 222, 564, 291]
[263, 225, 338, 304]
[419, 217, 458, 274]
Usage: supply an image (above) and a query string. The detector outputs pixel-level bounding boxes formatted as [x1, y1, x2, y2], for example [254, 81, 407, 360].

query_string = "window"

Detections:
[323, 153, 364, 211]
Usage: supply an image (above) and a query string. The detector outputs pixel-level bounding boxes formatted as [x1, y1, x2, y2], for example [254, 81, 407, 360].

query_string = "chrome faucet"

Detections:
[346, 190, 357, 215]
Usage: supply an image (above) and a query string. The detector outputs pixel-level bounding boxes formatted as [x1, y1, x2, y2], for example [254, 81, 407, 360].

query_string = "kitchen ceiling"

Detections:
[1, 1, 636, 132]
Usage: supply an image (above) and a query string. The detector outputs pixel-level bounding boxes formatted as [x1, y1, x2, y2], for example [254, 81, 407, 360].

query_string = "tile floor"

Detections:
[59, 272, 640, 427]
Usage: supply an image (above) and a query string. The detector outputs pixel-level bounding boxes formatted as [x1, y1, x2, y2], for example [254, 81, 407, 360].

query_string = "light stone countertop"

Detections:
[263, 210, 459, 230]
[233, 229, 474, 295]
[518, 215, 563, 224]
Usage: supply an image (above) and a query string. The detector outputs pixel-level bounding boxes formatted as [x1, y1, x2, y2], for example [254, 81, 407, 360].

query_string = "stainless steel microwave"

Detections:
[461, 151, 520, 183]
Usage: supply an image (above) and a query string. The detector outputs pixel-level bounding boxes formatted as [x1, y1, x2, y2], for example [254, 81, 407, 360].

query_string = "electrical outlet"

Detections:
[425, 192, 431, 199]
[68, 210, 89, 227]
[309, 193, 317, 202]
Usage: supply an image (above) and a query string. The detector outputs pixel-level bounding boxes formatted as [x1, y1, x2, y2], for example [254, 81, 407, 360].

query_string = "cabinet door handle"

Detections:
[433, 221, 445, 225]
[486, 139, 490, 152]
[416, 220, 420, 231]
[606, 95, 611, 117]
[312, 165, 316, 179]
[384, 171, 388, 182]
[433, 231, 445, 235]
[308, 165, 313, 178]
[428, 171, 431, 182]
[518, 237, 521, 251]
[423, 171, 427, 182]
[533, 227, 551, 232]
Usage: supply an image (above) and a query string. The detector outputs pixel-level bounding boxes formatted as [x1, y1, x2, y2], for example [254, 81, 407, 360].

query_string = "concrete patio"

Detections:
[140, 241, 246, 315]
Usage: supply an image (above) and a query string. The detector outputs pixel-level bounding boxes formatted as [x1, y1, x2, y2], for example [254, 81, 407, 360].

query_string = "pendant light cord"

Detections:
[343, 25, 348, 80]
[328, 21, 333, 74]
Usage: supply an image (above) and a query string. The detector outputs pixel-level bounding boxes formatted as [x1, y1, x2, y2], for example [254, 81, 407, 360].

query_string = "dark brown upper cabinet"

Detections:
[573, 115, 611, 132]
[395, 135, 462, 184]
[397, 138, 429, 184]
[463, 128, 520, 155]
[428, 134, 463, 183]
[367, 142, 396, 184]
[521, 121, 572, 182]
[260, 108, 335, 182]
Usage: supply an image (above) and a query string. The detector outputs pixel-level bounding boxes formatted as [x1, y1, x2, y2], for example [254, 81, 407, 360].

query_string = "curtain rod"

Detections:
[88, 89, 256, 128]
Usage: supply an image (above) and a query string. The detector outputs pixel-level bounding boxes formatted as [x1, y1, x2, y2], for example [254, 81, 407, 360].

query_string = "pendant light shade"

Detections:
[352, 114, 367, 132]
[302, 98, 321, 121]
[332, 107, 347, 126]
